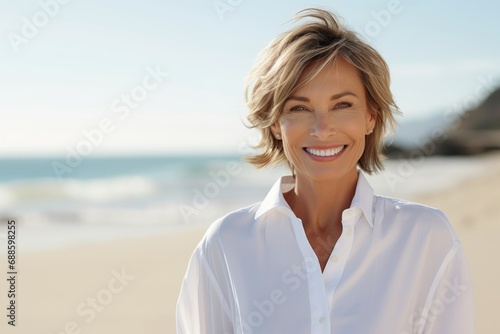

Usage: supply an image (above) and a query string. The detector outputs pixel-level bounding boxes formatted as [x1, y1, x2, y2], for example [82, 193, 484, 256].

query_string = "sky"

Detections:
[0, 0, 499, 156]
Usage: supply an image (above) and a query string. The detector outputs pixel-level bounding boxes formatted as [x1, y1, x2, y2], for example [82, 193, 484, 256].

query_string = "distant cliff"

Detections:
[434, 86, 500, 155]
[455, 87, 500, 131]
[385, 86, 500, 157]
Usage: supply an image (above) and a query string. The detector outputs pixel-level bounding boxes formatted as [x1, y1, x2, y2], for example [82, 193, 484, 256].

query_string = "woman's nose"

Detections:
[309, 112, 336, 139]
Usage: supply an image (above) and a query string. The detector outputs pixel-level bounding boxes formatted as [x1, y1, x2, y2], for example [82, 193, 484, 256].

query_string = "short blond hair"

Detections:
[244, 8, 400, 174]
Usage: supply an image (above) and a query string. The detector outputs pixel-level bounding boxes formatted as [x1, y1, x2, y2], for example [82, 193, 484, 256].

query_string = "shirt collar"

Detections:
[254, 171, 374, 227]
[349, 172, 374, 227]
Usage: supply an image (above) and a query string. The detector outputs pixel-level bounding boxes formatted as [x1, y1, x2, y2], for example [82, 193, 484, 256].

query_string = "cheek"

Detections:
[338, 117, 367, 137]
[278, 120, 306, 161]
[279, 116, 310, 137]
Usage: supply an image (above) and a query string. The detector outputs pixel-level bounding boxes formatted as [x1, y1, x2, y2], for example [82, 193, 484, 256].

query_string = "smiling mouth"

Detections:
[304, 146, 346, 157]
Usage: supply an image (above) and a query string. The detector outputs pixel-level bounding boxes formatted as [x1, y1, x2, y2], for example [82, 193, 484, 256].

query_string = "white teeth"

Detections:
[305, 146, 344, 157]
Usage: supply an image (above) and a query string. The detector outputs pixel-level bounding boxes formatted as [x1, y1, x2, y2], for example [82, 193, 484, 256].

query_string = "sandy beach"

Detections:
[1, 154, 499, 334]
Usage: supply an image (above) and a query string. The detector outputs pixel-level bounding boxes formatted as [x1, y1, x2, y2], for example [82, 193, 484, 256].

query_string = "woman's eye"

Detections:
[289, 106, 309, 112]
[334, 101, 352, 109]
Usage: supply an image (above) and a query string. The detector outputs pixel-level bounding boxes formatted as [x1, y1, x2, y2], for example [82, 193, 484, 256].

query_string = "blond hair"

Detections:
[244, 8, 400, 174]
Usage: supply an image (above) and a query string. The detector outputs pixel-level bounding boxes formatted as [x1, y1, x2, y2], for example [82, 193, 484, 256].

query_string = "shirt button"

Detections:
[318, 316, 325, 324]
[344, 227, 353, 237]
[331, 255, 340, 263]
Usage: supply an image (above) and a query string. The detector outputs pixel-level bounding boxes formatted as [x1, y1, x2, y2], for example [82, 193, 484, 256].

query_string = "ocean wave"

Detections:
[0, 175, 159, 205]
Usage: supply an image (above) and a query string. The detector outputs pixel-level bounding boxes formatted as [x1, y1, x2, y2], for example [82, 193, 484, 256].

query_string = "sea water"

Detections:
[0, 154, 492, 252]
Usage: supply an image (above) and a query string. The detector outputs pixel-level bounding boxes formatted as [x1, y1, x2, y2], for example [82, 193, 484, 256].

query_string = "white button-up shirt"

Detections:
[176, 172, 473, 333]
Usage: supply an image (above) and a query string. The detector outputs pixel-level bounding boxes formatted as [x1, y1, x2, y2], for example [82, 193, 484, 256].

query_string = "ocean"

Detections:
[0, 154, 492, 252]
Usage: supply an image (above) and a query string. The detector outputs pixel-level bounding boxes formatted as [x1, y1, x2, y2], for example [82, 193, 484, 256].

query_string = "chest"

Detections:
[304, 228, 342, 271]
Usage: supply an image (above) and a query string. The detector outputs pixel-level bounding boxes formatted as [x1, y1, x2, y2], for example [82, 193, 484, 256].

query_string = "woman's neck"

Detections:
[285, 169, 359, 232]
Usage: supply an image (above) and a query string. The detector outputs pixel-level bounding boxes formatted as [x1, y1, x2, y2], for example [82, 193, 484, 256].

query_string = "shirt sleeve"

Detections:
[421, 242, 474, 334]
[176, 246, 234, 334]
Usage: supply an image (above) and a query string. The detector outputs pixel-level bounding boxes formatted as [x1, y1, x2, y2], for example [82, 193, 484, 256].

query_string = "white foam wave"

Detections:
[1, 176, 158, 205]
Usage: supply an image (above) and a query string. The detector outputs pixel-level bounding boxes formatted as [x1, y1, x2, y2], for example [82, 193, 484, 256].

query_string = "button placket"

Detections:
[290, 217, 331, 333]
[323, 210, 361, 313]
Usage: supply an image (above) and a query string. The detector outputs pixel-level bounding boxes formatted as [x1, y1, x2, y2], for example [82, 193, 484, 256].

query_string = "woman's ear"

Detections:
[271, 123, 281, 140]
[366, 110, 376, 135]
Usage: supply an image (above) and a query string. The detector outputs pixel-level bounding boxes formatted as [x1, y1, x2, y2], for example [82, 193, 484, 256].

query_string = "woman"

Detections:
[177, 8, 473, 334]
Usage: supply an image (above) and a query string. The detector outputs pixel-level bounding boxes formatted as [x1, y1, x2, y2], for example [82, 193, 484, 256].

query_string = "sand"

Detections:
[1, 154, 499, 334]
[412, 153, 500, 334]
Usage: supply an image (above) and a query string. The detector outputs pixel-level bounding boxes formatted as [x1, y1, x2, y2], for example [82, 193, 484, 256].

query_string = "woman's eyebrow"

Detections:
[330, 91, 358, 100]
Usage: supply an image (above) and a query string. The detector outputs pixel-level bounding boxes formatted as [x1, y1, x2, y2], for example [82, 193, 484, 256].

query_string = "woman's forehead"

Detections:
[291, 57, 365, 97]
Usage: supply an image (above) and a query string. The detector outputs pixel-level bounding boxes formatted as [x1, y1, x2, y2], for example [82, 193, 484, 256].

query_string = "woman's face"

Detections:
[272, 57, 375, 181]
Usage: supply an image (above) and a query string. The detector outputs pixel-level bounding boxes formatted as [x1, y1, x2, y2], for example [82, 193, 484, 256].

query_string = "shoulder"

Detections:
[197, 201, 262, 252]
[373, 194, 459, 244]
[373, 194, 449, 222]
